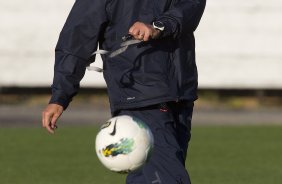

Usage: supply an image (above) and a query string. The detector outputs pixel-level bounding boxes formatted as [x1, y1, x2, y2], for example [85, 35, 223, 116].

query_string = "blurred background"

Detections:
[1, 0, 281, 125]
[0, 0, 282, 184]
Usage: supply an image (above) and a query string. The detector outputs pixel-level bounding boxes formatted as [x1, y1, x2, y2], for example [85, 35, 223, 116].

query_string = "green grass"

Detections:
[188, 126, 282, 184]
[0, 125, 281, 184]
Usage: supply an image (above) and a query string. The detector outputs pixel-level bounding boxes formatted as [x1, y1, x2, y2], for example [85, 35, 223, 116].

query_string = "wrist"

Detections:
[49, 96, 69, 110]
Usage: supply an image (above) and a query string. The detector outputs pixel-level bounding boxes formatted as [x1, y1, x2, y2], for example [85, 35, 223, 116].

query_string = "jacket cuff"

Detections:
[49, 95, 70, 110]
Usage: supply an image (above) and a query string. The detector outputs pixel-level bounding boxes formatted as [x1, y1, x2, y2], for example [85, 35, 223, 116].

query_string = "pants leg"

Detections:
[116, 102, 194, 184]
[171, 101, 194, 164]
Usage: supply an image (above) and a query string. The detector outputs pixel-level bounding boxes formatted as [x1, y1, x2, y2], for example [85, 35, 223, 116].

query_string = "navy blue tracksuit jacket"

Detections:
[49, 0, 206, 113]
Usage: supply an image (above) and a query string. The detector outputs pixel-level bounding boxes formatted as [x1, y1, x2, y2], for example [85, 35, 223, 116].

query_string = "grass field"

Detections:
[0, 125, 281, 184]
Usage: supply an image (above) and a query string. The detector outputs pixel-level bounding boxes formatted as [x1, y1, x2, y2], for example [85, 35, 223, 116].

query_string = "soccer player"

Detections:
[42, 0, 206, 183]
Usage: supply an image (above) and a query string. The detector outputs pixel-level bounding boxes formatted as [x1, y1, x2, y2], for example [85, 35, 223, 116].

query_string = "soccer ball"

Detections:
[95, 115, 154, 173]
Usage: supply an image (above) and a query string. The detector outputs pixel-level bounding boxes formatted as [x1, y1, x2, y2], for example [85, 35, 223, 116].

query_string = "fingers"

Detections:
[51, 113, 60, 129]
[143, 29, 151, 42]
[42, 110, 55, 134]
[129, 22, 154, 41]
[138, 31, 145, 40]
[42, 104, 63, 134]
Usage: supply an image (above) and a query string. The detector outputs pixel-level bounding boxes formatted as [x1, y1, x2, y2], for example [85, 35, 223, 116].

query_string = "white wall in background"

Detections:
[196, 0, 282, 89]
[0, 0, 105, 87]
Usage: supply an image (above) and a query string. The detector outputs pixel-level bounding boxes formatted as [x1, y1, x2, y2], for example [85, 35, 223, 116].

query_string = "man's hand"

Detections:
[42, 104, 64, 134]
[129, 22, 161, 41]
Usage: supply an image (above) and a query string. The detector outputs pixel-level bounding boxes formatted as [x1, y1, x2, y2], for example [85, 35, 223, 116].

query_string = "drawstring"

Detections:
[87, 36, 142, 73]
[86, 50, 108, 72]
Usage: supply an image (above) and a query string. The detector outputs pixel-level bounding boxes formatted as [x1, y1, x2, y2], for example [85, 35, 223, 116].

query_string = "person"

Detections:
[42, 0, 206, 183]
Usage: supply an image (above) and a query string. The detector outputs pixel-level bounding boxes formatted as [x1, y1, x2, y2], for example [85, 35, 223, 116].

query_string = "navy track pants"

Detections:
[116, 101, 194, 184]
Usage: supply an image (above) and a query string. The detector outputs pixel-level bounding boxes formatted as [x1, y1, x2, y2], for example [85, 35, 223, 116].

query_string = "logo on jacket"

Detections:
[127, 97, 136, 100]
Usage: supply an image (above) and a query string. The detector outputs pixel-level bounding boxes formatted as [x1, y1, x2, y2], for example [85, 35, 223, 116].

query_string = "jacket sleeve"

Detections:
[156, 0, 206, 38]
[49, 0, 108, 109]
